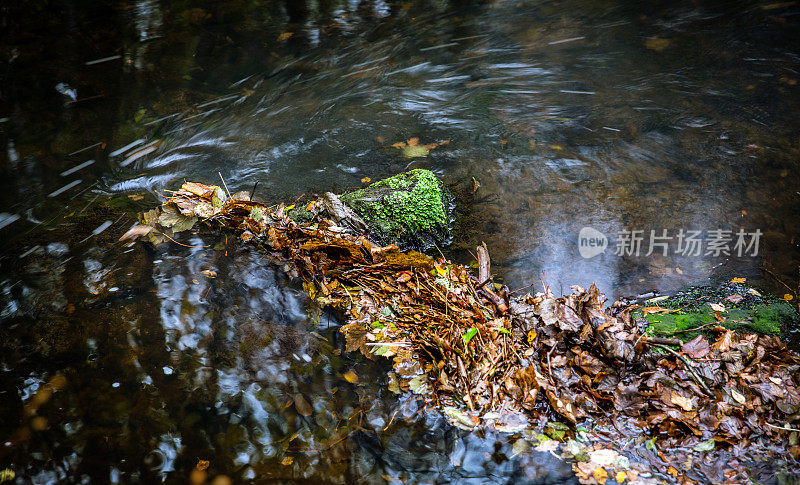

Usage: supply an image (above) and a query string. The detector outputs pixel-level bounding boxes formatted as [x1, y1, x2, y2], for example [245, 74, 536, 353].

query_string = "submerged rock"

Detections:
[639, 280, 799, 339]
[339, 169, 451, 249]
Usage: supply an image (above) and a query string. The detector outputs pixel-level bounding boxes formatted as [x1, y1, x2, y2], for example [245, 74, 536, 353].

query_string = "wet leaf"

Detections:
[196, 459, 210, 471]
[119, 224, 152, 241]
[443, 406, 475, 429]
[250, 206, 264, 222]
[408, 374, 430, 395]
[158, 205, 197, 232]
[681, 335, 710, 358]
[693, 438, 715, 452]
[730, 277, 746, 284]
[343, 370, 358, 383]
[726, 294, 743, 304]
[294, 393, 313, 416]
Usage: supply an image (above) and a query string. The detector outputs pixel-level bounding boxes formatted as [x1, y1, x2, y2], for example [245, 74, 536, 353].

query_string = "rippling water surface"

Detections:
[1, 0, 799, 482]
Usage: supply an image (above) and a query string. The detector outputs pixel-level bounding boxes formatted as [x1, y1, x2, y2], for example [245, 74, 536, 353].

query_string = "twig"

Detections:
[765, 422, 797, 432]
[218, 171, 232, 198]
[457, 356, 475, 412]
[250, 180, 259, 200]
[652, 343, 714, 396]
[652, 322, 717, 335]
[645, 337, 683, 346]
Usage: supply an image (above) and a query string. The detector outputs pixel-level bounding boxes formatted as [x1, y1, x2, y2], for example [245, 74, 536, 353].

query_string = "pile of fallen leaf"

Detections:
[126, 181, 800, 483]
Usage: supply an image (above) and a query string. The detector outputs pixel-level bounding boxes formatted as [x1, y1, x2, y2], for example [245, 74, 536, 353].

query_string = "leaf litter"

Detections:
[129, 181, 800, 483]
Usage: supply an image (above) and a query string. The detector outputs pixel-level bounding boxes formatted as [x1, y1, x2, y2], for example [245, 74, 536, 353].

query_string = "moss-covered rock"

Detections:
[639, 281, 799, 341]
[340, 169, 451, 249]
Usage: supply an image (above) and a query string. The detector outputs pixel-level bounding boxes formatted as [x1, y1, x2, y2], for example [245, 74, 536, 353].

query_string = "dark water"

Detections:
[1, 0, 799, 482]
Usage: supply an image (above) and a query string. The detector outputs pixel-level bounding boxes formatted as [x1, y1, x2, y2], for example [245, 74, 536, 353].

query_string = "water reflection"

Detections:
[0, 223, 575, 483]
[2, 0, 800, 482]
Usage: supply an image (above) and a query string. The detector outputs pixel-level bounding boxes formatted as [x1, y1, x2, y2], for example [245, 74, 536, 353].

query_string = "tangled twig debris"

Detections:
[129, 181, 800, 483]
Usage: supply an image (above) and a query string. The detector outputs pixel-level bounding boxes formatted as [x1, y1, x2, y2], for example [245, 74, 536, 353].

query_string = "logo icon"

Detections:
[578, 227, 607, 259]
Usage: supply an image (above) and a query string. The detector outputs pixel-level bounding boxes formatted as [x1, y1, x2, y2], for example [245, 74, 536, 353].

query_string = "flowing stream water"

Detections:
[1, 0, 799, 483]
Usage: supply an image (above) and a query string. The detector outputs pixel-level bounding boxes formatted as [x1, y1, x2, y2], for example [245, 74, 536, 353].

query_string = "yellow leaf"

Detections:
[196, 459, 210, 471]
[361, 177, 371, 184]
[435, 266, 448, 277]
[616, 471, 627, 483]
[277, 32, 294, 41]
[343, 370, 359, 383]
[730, 277, 746, 284]
[285, 204, 295, 211]
[407, 137, 419, 147]
[784, 294, 794, 301]
[592, 467, 608, 484]
[281, 456, 294, 466]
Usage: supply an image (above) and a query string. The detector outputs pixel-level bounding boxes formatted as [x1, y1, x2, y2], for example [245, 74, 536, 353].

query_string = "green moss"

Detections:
[340, 169, 450, 248]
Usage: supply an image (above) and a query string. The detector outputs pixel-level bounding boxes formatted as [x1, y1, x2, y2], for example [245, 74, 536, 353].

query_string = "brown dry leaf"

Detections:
[641, 306, 679, 315]
[397, 272, 412, 283]
[712, 329, 734, 352]
[671, 391, 694, 411]
[730, 387, 746, 405]
[182, 182, 215, 198]
[709, 302, 726, 313]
